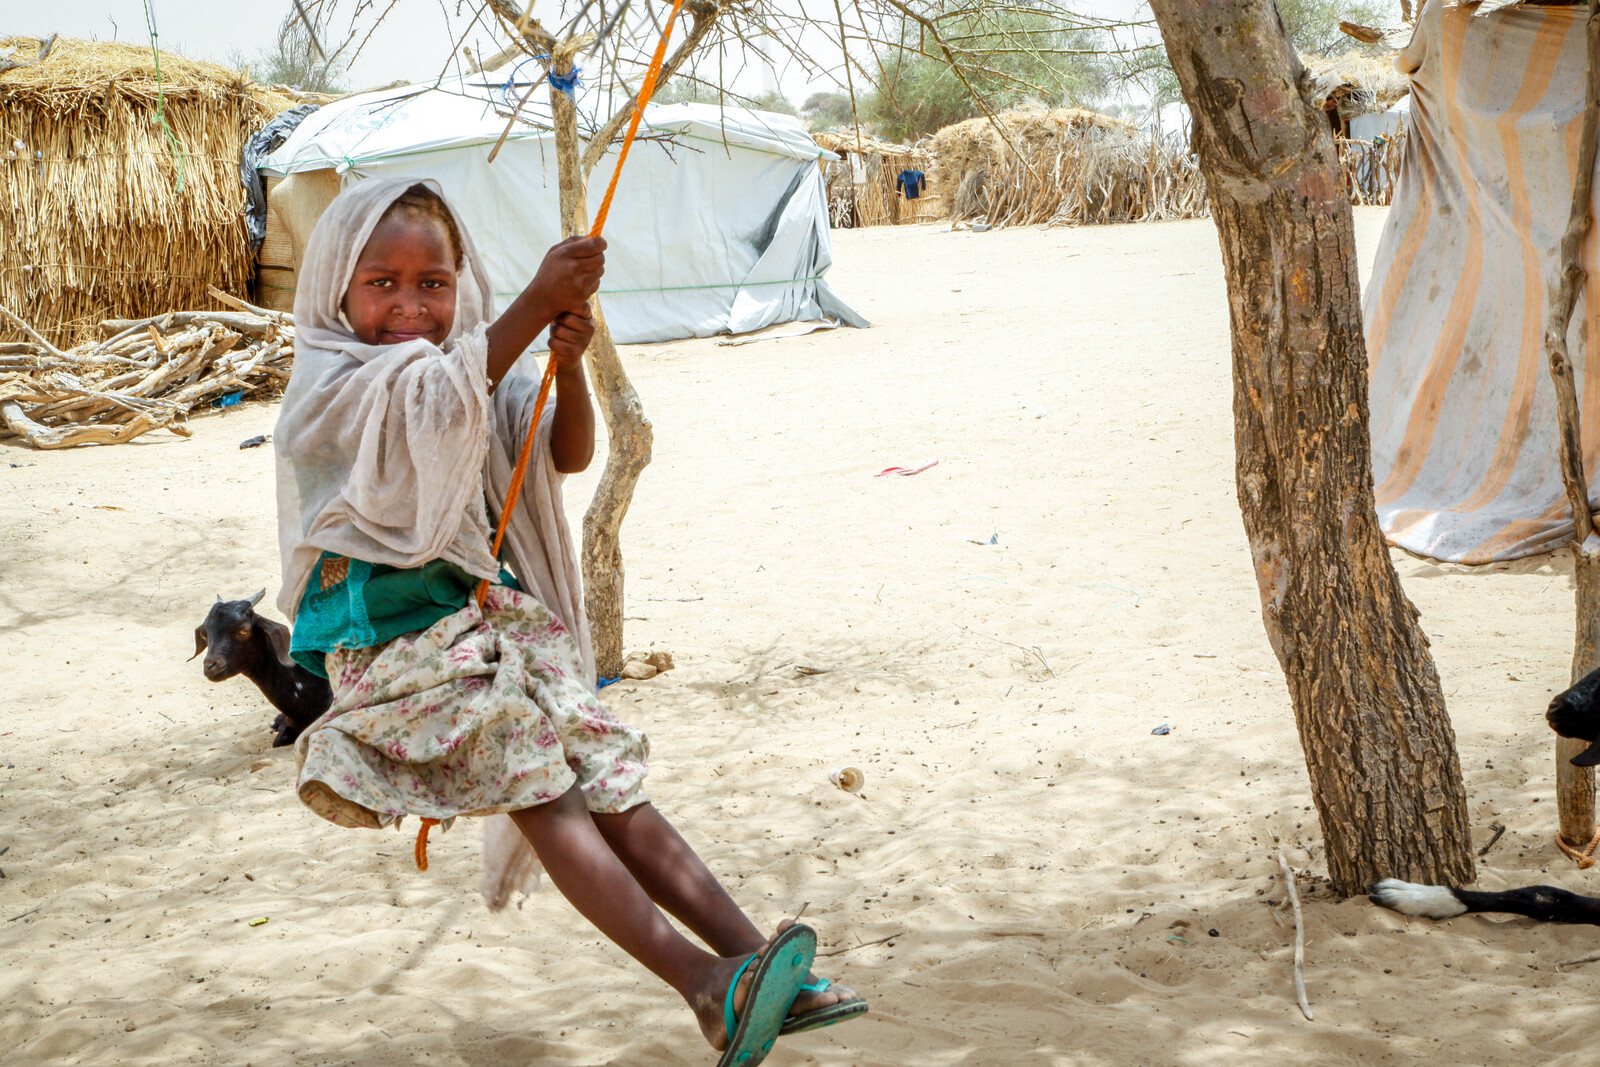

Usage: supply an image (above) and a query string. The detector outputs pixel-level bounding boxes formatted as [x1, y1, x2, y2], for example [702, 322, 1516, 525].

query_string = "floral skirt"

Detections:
[294, 585, 649, 830]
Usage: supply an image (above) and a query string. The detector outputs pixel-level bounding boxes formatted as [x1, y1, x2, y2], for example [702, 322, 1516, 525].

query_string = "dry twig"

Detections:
[1276, 849, 1313, 1021]
[817, 931, 902, 958]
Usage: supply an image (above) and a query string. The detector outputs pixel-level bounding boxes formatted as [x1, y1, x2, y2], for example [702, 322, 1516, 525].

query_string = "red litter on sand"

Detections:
[875, 459, 939, 477]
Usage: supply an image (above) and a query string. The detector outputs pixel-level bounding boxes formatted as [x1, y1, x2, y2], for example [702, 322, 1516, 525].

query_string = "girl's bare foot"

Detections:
[691, 930, 782, 1051]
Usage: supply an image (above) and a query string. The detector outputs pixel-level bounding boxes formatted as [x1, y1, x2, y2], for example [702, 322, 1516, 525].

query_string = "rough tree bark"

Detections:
[1148, 0, 1475, 893]
[540, 40, 655, 680]
[1545, 1, 1600, 849]
[490, 1, 719, 678]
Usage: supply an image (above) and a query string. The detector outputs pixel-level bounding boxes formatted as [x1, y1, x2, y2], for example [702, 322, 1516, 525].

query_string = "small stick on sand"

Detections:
[1557, 953, 1600, 971]
[1276, 849, 1313, 1021]
[816, 931, 903, 958]
[956, 625, 1056, 678]
[1478, 822, 1507, 858]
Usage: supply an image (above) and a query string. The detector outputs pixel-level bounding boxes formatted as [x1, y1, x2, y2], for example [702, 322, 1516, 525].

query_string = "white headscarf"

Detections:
[276, 177, 600, 909]
[274, 176, 594, 683]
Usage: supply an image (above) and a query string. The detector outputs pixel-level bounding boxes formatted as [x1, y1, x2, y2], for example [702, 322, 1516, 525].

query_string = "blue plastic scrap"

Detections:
[1151, 723, 1171, 736]
[547, 67, 581, 97]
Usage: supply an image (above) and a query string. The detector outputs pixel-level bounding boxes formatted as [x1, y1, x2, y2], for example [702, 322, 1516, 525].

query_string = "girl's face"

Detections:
[341, 211, 458, 346]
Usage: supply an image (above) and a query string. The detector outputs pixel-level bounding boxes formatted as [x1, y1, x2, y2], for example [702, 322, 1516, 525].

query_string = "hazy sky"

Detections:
[22, 0, 1159, 103]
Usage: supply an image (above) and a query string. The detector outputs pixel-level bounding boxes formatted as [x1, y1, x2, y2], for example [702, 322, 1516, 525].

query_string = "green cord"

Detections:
[142, 0, 187, 192]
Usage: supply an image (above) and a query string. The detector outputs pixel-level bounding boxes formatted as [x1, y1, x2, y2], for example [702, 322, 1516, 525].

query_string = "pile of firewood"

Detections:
[0, 287, 293, 449]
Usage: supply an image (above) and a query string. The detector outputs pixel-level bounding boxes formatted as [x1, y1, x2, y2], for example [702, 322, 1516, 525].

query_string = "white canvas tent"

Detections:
[261, 67, 865, 344]
[1348, 94, 1407, 142]
[1363, 0, 1600, 563]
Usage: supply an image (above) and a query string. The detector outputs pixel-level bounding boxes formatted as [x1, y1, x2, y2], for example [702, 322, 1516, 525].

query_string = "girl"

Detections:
[274, 179, 865, 1064]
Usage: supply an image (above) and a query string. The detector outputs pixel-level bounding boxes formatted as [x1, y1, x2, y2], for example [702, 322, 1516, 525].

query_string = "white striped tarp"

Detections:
[1365, 0, 1600, 564]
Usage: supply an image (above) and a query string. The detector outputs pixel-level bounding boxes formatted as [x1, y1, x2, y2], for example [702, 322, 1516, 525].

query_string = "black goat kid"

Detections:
[1370, 664, 1600, 926]
[193, 591, 331, 747]
[1545, 662, 1600, 765]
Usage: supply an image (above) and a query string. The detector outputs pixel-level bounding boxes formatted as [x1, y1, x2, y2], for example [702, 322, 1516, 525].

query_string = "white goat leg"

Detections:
[1370, 878, 1469, 919]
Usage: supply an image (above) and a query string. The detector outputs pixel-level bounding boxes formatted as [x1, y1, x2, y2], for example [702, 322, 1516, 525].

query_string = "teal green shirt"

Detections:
[290, 552, 520, 678]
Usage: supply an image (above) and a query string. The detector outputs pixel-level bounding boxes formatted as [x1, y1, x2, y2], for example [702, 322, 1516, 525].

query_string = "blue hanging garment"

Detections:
[896, 169, 926, 199]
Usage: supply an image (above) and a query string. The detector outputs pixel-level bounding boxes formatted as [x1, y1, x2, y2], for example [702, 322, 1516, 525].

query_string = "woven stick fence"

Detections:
[1338, 128, 1409, 207]
[814, 130, 942, 227]
[932, 109, 1208, 228]
[0, 288, 292, 449]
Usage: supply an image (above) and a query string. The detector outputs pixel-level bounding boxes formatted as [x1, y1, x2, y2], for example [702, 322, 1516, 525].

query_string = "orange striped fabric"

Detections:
[1366, 0, 1600, 563]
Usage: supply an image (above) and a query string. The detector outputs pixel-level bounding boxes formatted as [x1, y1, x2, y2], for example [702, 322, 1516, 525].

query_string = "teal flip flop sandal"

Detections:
[716, 923, 817, 1067]
[779, 977, 869, 1035]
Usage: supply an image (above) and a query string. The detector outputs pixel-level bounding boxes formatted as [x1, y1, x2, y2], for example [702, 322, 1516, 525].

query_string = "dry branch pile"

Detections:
[929, 109, 1207, 228]
[0, 36, 297, 349]
[0, 289, 293, 449]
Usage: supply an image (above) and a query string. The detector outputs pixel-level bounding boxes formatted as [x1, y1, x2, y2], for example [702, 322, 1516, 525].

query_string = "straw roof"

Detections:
[928, 107, 1204, 228]
[1303, 52, 1411, 116]
[1, 36, 295, 117]
[930, 107, 1135, 166]
[1, 36, 295, 347]
[811, 130, 918, 158]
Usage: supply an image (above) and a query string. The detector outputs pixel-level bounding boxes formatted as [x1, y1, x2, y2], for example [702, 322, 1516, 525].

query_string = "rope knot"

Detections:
[1555, 826, 1600, 869]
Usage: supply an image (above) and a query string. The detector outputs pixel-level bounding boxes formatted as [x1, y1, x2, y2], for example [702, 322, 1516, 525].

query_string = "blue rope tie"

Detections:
[503, 55, 549, 98]
[548, 66, 581, 98]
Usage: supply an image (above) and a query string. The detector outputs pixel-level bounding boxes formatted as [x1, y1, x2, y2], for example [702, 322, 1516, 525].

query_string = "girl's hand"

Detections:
[533, 236, 606, 317]
[485, 237, 604, 388]
[549, 307, 595, 373]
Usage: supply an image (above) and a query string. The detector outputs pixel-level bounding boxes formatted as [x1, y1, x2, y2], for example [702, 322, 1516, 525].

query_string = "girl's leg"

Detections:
[591, 802, 856, 1014]
[510, 786, 765, 1049]
[592, 803, 764, 955]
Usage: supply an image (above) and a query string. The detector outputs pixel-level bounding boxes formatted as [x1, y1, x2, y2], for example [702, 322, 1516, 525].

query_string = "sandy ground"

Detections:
[4, 207, 1598, 1066]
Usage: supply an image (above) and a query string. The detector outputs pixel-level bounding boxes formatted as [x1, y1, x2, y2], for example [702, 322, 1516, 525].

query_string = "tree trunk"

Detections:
[1148, 0, 1474, 893]
[1545, 3, 1600, 848]
[547, 46, 654, 680]
[1561, 541, 1600, 843]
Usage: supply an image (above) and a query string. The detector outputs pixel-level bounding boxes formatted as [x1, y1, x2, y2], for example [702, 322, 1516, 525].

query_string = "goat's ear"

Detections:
[1573, 740, 1600, 768]
[258, 616, 294, 667]
[247, 589, 266, 608]
[191, 627, 208, 661]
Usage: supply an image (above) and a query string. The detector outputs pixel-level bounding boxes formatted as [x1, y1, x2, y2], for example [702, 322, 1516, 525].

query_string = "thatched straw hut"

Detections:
[1303, 52, 1411, 135]
[0, 36, 294, 347]
[1303, 52, 1412, 205]
[929, 108, 1207, 228]
[812, 130, 941, 227]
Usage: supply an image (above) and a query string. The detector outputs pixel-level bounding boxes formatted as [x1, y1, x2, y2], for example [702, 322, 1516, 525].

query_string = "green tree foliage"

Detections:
[231, 8, 349, 93]
[653, 80, 796, 115]
[1117, 0, 1399, 128]
[801, 91, 857, 130]
[1277, 0, 1402, 56]
[862, 3, 1112, 143]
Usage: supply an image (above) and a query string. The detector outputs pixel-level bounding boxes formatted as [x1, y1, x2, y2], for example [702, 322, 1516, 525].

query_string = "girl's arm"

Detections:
[485, 236, 606, 387]
[548, 308, 596, 474]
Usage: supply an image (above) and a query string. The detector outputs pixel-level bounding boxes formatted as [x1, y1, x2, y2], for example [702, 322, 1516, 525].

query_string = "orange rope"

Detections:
[1556, 826, 1600, 869]
[588, 0, 687, 237]
[414, 817, 441, 871]
[475, 0, 688, 612]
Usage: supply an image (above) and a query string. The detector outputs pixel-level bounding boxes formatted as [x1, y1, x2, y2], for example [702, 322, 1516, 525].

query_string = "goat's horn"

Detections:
[216, 594, 223, 603]
[247, 589, 266, 608]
